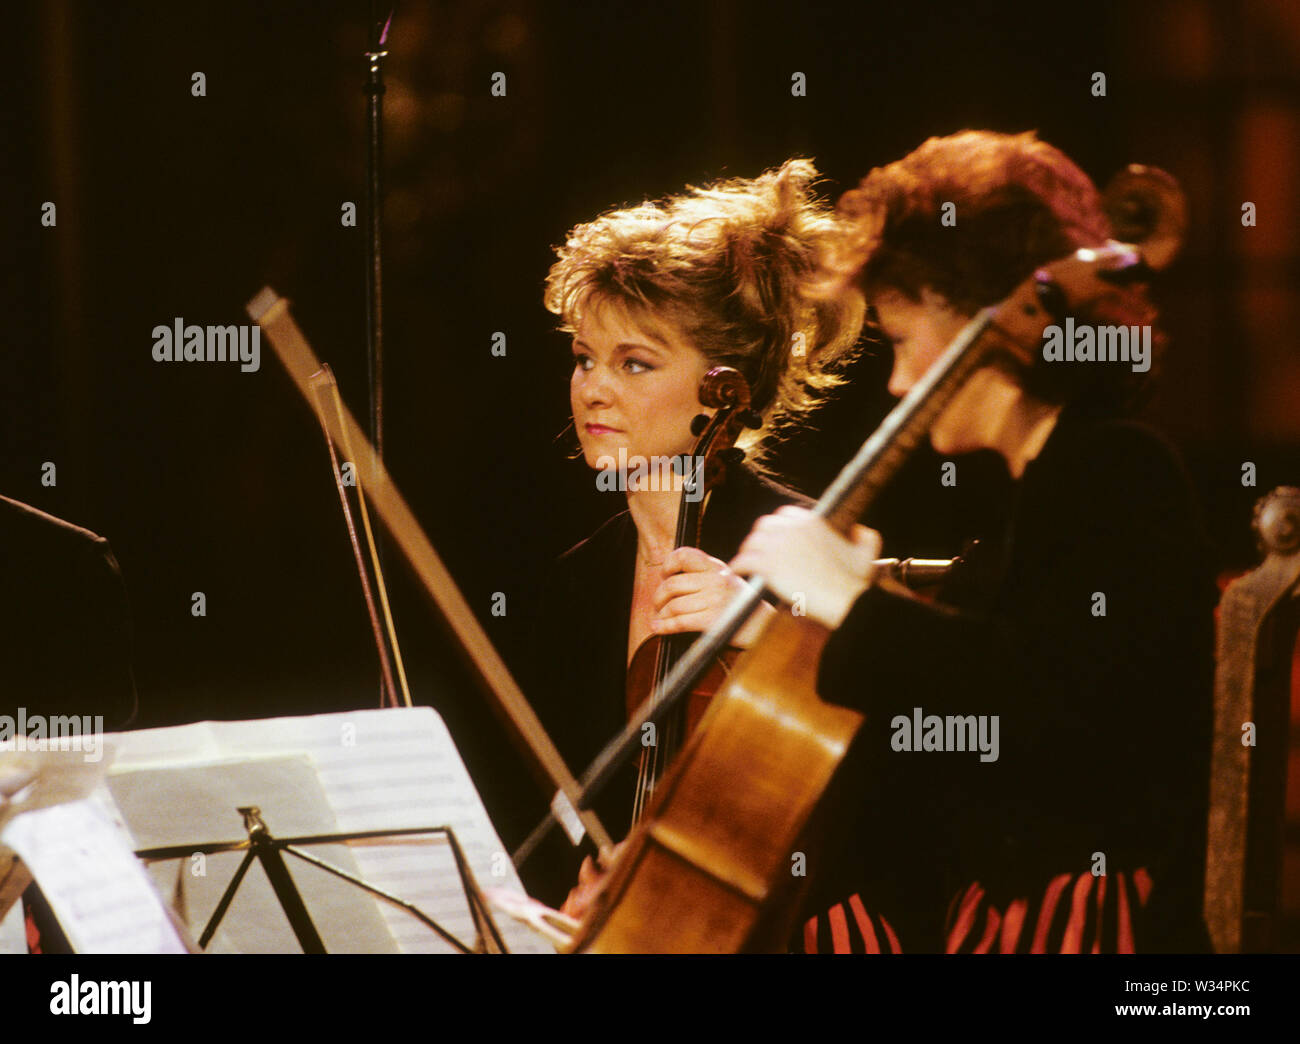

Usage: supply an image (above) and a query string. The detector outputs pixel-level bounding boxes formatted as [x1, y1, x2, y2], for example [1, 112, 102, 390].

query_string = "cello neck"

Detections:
[819, 308, 996, 534]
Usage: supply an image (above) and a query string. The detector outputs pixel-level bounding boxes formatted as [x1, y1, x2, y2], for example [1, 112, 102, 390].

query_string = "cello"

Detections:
[567, 171, 1187, 951]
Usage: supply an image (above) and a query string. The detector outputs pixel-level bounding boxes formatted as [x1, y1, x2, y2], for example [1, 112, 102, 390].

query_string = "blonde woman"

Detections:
[521, 160, 863, 912]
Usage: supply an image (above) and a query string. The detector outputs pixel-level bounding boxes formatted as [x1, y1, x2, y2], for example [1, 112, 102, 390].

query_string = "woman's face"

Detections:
[872, 286, 995, 455]
[569, 301, 712, 471]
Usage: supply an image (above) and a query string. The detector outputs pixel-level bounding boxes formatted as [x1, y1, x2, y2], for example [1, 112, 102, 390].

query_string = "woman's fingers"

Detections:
[652, 608, 718, 634]
[652, 551, 743, 628]
[730, 510, 881, 629]
[661, 546, 719, 574]
[576, 854, 600, 886]
[651, 571, 712, 610]
[561, 842, 628, 920]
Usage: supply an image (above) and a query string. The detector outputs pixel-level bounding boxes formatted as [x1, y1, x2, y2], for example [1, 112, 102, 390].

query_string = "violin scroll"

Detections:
[690, 366, 762, 495]
[1102, 164, 1187, 273]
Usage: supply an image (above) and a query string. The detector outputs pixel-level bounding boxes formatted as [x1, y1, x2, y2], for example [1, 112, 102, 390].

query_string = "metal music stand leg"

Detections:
[282, 839, 474, 954]
[198, 847, 257, 950]
[142, 814, 511, 954]
[444, 827, 508, 954]
[198, 807, 326, 953]
[243, 806, 330, 956]
[240, 807, 327, 953]
[279, 825, 508, 954]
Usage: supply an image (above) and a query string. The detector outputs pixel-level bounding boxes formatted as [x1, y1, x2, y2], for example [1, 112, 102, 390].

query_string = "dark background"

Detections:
[3, 0, 1298, 921]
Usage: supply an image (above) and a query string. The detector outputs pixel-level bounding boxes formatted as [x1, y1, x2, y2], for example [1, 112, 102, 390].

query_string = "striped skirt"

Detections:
[802, 869, 1153, 954]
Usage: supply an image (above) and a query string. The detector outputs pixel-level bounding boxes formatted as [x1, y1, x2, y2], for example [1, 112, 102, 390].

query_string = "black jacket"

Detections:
[518, 463, 809, 904]
[812, 409, 1217, 950]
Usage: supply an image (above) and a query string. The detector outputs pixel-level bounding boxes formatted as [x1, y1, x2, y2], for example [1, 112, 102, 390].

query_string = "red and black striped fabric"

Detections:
[802, 892, 905, 954]
[803, 869, 1152, 954]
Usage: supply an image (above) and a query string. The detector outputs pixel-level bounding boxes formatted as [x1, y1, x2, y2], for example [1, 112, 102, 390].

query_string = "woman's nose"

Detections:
[579, 365, 614, 405]
[887, 363, 911, 398]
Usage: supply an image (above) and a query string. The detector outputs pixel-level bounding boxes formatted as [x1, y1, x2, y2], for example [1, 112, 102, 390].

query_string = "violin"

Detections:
[625, 366, 760, 825]
[567, 169, 1187, 952]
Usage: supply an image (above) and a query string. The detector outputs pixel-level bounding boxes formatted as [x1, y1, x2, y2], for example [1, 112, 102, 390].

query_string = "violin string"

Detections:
[638, 642, 667, 823]
[649, 638, 676, 806]
[633, 634, 674, 825]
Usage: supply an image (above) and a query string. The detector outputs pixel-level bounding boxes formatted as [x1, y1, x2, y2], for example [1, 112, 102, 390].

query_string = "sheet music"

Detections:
[0, 900, 25, 955]
[1, 798, 188, 954]
[103, 707, 554, 953]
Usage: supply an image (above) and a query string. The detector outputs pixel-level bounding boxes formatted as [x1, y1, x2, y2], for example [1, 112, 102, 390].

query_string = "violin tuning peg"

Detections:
[722, 447, 746, 466]
[740, 409, 763, 429]
[690, 414, 710, 436]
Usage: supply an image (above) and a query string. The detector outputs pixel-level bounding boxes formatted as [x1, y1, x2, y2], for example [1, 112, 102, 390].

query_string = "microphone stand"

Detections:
[364, 4, 394, 706]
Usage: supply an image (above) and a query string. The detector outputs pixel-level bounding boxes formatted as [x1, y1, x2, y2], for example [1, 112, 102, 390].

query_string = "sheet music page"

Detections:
[101, 721, 224, 769]
[1, 798, 188, 954]
[0, 748, 113, 941]
[105, 707, 554, 953]
[0, 900, 25, 955]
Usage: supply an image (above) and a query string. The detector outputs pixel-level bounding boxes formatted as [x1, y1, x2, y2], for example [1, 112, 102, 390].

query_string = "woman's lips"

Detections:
[584, 423, 621, 435]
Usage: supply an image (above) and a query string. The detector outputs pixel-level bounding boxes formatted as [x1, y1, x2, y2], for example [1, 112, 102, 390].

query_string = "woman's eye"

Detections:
[572, 354, 593, 372]
[623, 358, 653, 374]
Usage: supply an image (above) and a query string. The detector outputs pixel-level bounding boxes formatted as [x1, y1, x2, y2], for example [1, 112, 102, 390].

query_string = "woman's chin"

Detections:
[578, 439, 615, 462]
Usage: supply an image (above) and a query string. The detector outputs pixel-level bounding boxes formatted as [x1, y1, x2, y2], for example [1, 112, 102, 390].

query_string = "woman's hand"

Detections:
[730, 506, 881, 629]
[559, 841, 626, 921]
[649, 547, 776, 647]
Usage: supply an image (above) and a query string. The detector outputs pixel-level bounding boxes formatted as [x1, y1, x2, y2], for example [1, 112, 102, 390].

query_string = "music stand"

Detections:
[136, 806, 507, 954]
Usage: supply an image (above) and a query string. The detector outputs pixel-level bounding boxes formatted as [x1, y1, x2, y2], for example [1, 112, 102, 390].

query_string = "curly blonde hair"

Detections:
[544, 159, 865, 462]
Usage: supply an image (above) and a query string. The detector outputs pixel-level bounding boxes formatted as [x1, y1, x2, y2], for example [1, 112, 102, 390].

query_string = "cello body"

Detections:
[572, 612, 861, 952]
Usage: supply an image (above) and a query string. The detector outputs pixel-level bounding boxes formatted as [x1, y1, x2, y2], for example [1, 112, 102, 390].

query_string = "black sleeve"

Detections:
[815, 421, 1215, 881]
[819, 584, 1021, 718]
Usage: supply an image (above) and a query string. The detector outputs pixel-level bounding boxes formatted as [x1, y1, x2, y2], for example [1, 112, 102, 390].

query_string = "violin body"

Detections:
[572, 612, 862, 952]
[625, 636, 737, 735]
[625, 633, 739, 820]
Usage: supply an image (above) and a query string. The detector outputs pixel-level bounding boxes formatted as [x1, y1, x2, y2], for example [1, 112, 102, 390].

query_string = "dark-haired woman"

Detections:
[733, 131, 1217, 953]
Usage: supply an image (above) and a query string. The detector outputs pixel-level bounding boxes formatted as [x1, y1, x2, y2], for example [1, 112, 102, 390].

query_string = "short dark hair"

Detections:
[824, 130, 1159, 414]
